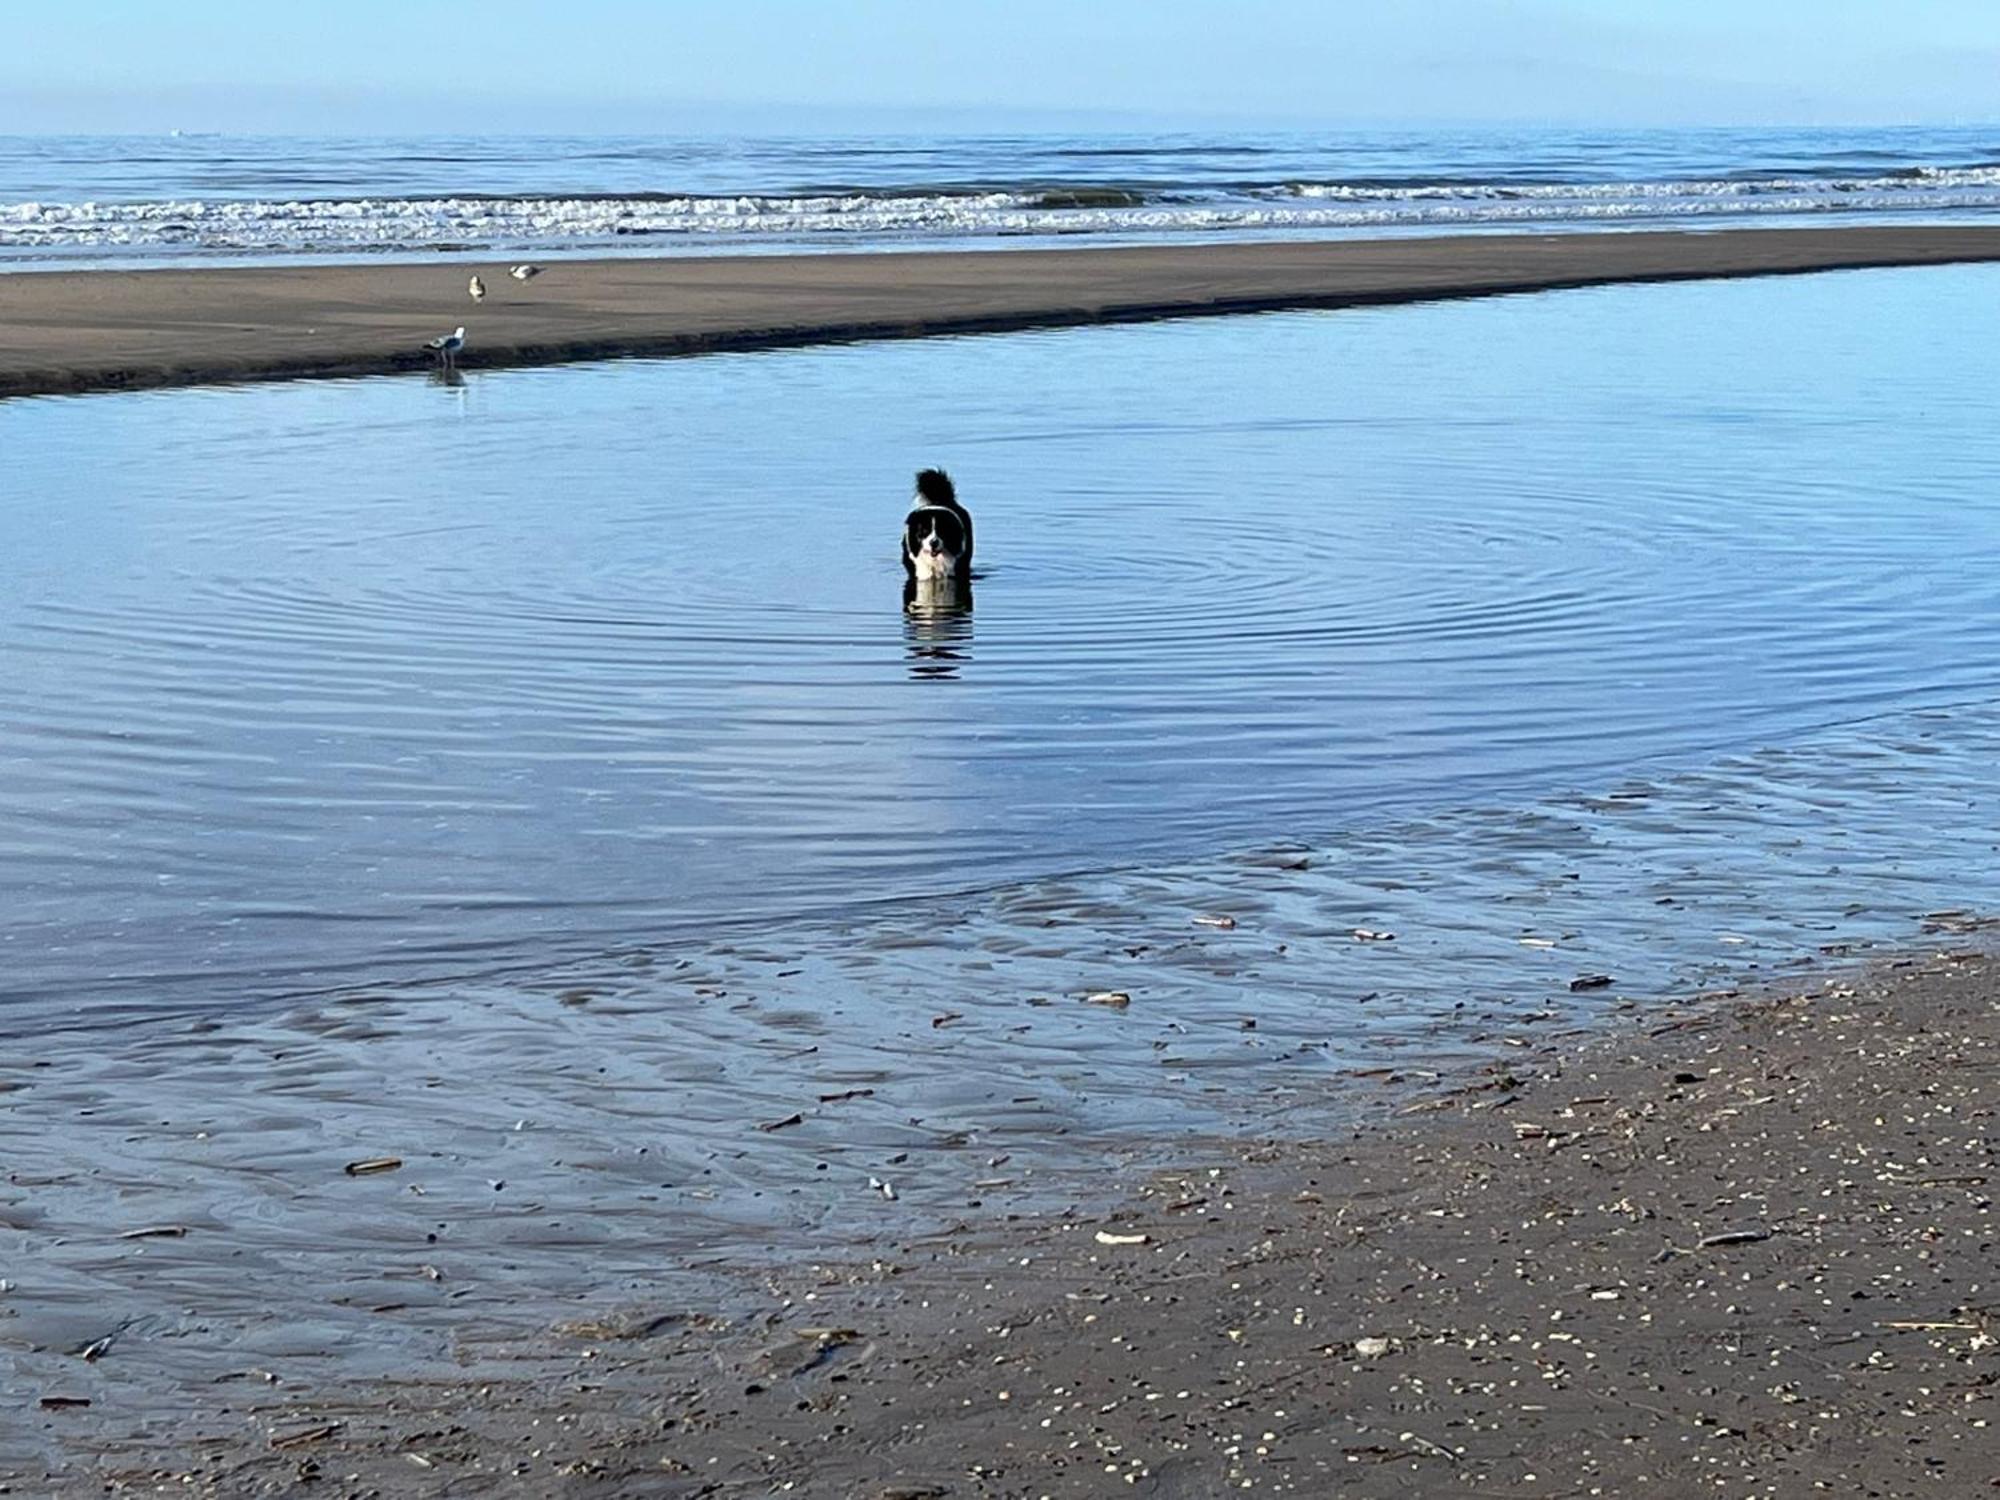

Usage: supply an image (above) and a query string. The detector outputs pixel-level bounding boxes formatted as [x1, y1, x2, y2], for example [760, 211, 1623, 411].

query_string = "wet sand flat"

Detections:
[8, 224, 2000, 397]
[9, 704, 2000, 1489]
[56, 943, 2000, 1496]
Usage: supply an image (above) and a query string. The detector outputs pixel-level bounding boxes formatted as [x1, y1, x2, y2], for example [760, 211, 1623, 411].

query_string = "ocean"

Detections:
[5, 124, 2000, 267]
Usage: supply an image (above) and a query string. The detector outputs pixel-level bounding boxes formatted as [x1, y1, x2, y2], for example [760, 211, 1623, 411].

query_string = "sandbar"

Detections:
[6, 224, 2000, 398]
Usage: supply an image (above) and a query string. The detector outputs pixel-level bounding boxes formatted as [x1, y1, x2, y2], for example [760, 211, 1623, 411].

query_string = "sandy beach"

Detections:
[7, 247, 2000, 1493]
[6, 225, 2000, 398]
[30, 940, 1998, 1496]
[18, 16, 2000, 1493]
[17, 25, 2000, 1495]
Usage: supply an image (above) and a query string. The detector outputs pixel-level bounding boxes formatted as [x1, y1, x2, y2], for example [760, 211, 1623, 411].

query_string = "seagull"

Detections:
[468, 274, 486, 301]
[508, 264, 541, 281]
[423, 326, 466, 369]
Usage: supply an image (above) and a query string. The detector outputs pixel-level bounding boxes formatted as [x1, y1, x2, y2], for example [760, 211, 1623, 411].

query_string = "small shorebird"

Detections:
[468, 274, 486, 301]
[423, 326, 466, 369]
[508, 264, 541, 281]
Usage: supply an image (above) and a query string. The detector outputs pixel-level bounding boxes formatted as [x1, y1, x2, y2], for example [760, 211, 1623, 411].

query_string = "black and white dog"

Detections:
[901, 469, 973, 590]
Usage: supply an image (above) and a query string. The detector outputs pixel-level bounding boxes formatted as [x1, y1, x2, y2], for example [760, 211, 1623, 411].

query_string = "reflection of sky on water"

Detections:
[4, 263, 2000, 1017]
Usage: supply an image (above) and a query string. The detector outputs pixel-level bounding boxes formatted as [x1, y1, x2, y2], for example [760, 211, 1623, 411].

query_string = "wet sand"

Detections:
[7, 225, 2000, 397]
[10, 710, 2000, 1490]
[38, 940, 2000, 1496]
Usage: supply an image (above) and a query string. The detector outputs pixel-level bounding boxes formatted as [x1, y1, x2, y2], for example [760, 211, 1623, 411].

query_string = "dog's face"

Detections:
[904, 505, 968, 581]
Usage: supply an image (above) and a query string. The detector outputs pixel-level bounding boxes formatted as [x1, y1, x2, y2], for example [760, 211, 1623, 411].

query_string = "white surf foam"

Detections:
[6, 171, 2000, 263]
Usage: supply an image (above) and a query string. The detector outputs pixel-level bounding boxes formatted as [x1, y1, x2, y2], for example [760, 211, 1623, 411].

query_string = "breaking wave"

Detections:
[7, 157, 2000, 264]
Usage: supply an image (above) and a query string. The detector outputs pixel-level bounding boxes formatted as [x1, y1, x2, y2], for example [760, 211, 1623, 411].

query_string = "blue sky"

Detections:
[6, 0, 1997, 133]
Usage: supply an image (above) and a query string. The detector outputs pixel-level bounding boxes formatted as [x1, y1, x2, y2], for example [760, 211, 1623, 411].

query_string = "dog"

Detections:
[902, 469, 973, 587]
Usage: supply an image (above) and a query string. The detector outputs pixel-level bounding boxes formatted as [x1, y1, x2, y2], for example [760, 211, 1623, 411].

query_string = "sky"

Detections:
[5, 0, 1998, 134]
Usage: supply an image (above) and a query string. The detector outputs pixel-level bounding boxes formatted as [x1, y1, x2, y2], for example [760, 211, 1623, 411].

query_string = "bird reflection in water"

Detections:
[428, 366, 467, 389]
[904, 577, 973, 680]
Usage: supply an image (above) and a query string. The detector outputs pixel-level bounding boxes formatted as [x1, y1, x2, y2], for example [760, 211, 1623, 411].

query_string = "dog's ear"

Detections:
[915, 469, 956, 508]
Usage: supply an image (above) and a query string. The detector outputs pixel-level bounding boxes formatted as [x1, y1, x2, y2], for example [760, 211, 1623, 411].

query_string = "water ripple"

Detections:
[4, 265, 2000, 1016]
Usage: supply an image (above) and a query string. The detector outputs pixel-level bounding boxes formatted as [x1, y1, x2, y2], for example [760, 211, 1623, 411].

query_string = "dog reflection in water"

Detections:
[904, 576, 972, 679]
[901, 468, 974, 679]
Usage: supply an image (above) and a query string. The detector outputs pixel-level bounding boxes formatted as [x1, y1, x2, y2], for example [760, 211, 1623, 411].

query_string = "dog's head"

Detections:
[903, 504, 968, 581]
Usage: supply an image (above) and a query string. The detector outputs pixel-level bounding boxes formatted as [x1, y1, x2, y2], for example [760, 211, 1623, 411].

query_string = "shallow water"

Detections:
[7, 264, 2000, 1023]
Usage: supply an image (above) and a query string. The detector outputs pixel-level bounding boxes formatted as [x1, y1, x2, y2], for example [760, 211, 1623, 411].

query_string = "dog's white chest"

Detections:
[910, 550, 955, 583]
